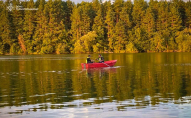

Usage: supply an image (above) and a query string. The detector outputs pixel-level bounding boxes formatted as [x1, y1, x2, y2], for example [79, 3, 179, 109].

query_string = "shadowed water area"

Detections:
[0, 53, 191, 118]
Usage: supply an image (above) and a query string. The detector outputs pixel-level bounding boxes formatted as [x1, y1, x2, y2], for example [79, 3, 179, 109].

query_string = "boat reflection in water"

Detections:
[84, 67, 117, 79]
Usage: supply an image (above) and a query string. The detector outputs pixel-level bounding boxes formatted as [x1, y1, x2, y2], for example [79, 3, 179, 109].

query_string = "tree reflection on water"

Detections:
[0, 54, 191, 117]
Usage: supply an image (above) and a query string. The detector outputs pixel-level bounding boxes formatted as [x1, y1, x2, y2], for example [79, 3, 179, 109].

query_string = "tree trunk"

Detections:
[18, 34, 27, 54]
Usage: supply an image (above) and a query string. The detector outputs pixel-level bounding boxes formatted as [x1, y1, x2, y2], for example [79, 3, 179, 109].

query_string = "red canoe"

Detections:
[81, 60, 117, 68]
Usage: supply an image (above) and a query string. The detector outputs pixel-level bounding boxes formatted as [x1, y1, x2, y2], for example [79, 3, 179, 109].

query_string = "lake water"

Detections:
[0, 53, 191, 118]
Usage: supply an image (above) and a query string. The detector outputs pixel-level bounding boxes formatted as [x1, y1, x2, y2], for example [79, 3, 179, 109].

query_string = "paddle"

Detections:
[102, 62, 110, 67]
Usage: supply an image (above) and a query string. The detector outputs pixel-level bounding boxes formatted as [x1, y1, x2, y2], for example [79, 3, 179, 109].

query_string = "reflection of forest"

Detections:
[0, 54, 191, 110]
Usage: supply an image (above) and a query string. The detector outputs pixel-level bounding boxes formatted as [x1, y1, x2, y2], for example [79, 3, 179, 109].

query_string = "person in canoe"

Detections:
[97, 54, 104, 63]
[86, 55, 94, 63]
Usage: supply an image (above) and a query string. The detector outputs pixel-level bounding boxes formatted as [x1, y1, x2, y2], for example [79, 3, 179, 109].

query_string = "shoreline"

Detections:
[0, 50, 188, 56]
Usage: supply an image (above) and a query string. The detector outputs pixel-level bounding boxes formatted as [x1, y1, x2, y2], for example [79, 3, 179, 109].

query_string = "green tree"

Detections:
[80, 3, 91, 36]
[120, 7, 132, 30]
[175, 29, 191, 52]
[63, 0, 74, 30]
[74, 31, 97, 53]
[113, 0, 123, 23]
[133, 28, 148, 52]
[168, 3, 182, 50]
[169, 3, 182, 34]
[33, 0, 45, 54]
[70, 3, 92, 53]
[149, 32, 166, 52]
[132, 0, 147, 27]
[70, 6, 82, 52]
[185, 1, 191, 29]
[0, 1, 12, 54]
[92, 6, 105, 52]
[114, 20, 127, 53]
[156, 1, 169, 32]
[142, 7, 155, 36]
[124, 0, 133, 15]
[23, 0, 36, 54]
[55, 21, 68, 54]
[126, 42, 138, 52]
[92, 0, 100, 12]
[41, 0, 66, 54]
[156, 1, 170, 50]
[11, 0, 24, 54]
[105, 6, 115, 52]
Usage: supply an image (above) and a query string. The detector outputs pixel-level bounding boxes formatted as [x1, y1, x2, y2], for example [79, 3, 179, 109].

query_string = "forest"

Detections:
[0, 0, 191, 54]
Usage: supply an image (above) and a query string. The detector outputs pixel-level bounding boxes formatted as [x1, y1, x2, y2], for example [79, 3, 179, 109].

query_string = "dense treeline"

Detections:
[0, 0, 191, 54]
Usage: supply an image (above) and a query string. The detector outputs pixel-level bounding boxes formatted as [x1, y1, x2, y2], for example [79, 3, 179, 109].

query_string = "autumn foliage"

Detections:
[0, 0, 191, 54]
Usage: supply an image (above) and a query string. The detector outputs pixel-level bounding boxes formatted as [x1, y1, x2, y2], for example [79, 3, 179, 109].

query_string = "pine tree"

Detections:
[113, 0, 123, 23]
[114, 20, 127, 53]
[92, 0, 100, 12]
[11, 0, 24, 54]
[172, 0, 185, 27]
[156, 1, 169, 33]
[23, 0, 36, 54]
[120, 7, 131, 30]
[54, 0, 68, 54]
[0, 1, 4, 54]
[105, 6, 115, 52]
[70, 6, 82, 52]
[102, 0, 111, 19]
[150, 32, 166, 52]
[133, 27, 148, 52]
[55, 21, 68, 54]
[185, 1, 191, 29]
[70, 3, 92, 53]
[124, 0, 133, 15]
[142, 7, 155, 37]
[149, 0, 158, 14]
[175, 29, 191, 52]
[132, 0, 147, 27]
[63, 0, 74, 30]
[169, 3, 182, 34]
[168, 3, 182, 50]
[156, 1, 170, 50]
[0, 1, 12, 54]
[41, 0, 66, 54]
[119, 2, 132, 52]
[92, 6, 105, 52]
[40, 0, 54, 54]
[80, 4, 91, 36]
[33, 0, 45, 53]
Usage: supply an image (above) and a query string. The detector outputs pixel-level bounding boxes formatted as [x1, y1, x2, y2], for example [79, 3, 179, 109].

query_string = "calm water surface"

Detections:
[0, 53, 191, 118]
